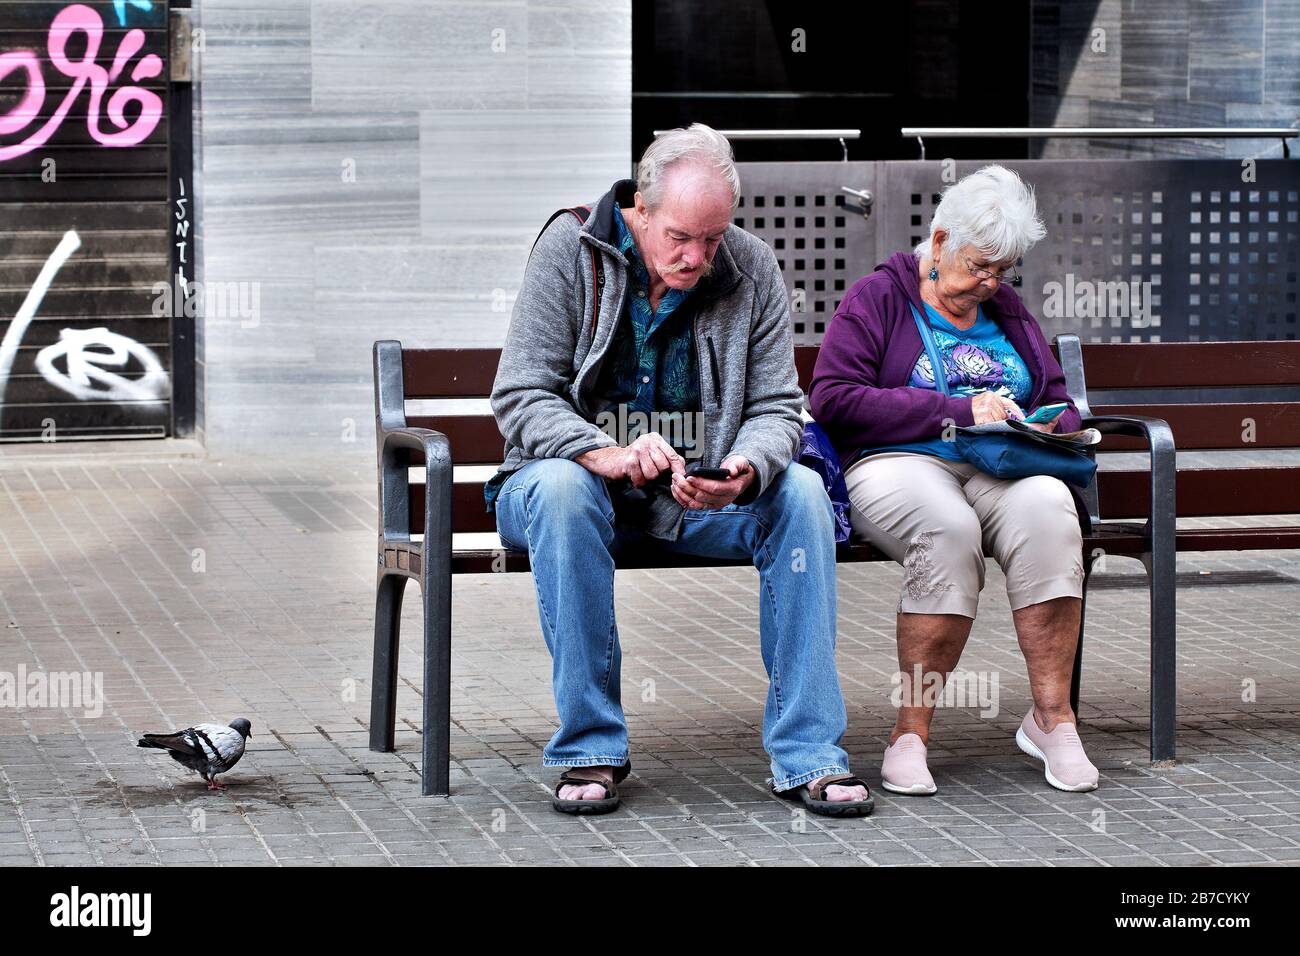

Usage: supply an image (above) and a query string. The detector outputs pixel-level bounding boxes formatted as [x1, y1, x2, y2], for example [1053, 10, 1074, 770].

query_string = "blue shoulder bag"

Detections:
[796, 419, 853, 544]
[909, 303, 1097, 487]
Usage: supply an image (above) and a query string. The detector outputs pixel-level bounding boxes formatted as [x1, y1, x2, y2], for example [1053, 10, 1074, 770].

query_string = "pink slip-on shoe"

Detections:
[881, 732, 937, 795]
[1016, 710, 1099, 792]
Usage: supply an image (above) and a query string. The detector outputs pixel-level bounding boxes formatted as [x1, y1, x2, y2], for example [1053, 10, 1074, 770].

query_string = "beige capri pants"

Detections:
[845, 452, 1085, 619]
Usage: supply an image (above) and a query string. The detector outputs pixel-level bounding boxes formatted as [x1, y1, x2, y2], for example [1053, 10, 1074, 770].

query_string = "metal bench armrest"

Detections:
[1082, 414, 1175, 539]
[377, 425, 452, 546]
[1084, 413, 1175, 450]
[374, 337, 455, 546]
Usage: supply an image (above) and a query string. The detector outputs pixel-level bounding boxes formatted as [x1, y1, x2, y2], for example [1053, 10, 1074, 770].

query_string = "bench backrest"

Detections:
[1054, 336, 1300, 522]
[379, 339, 1300, 535]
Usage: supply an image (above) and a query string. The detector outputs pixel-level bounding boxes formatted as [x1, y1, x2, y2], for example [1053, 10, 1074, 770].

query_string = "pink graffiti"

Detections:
[0, 4, 163, 163]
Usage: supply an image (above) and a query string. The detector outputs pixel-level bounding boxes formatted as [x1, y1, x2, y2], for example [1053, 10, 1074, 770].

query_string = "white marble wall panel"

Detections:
[195, 0, 631, 456]
[310, 1, 530, 112]
[419, 109, 630, 238]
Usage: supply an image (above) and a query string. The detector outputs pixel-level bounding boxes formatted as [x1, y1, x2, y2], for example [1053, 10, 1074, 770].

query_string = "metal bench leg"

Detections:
[1145, 422, 1177, 765]
[1142, 549, 1177, 763]
[421, 436, 453, 797]
[421, 571, 452, 797]
[1070, 551, 1099, 721]
[369, 572, 407, 752]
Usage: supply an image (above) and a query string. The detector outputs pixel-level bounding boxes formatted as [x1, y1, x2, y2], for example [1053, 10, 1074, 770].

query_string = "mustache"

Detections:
[661, 258, 712, 276]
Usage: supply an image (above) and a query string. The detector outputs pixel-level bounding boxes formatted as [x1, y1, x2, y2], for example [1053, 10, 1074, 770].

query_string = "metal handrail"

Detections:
[901, 126, 1298, 159]
[654, 128, 861, 139]
[652, 128, 861, 161]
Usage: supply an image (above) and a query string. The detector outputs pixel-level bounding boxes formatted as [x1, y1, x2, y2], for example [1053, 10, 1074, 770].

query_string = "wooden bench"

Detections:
[369, 336, 1299, 795]
[1053, 334, 1300, 756]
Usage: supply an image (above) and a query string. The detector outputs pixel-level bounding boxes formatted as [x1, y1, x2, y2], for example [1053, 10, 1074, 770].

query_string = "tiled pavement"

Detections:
[1, 444, 1299, 866]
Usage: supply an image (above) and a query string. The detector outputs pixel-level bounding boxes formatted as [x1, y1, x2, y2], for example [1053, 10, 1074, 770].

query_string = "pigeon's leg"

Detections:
[206, 776, 228, 791]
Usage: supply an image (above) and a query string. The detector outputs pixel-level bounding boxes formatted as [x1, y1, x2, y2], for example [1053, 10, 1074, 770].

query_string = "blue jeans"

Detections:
[494, 458, 850, 791]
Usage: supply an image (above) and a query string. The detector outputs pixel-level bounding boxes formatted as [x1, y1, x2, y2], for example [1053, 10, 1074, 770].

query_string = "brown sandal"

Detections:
[552, 761, 632, 815]
[774, 773, 874, 817]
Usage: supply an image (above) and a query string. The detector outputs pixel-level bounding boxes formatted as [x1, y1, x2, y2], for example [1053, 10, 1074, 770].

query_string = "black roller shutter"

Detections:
[0, 0, 173, 441]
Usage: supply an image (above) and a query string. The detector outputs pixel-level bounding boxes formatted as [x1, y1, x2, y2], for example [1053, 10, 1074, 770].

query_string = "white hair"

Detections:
[914, 164, 1046, 264]
[636, 123, 741, 211]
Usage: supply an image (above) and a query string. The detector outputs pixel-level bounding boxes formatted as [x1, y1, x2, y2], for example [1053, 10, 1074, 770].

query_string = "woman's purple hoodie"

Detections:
[809, 250, 1083, 469]
[811, 251, 1086, 530]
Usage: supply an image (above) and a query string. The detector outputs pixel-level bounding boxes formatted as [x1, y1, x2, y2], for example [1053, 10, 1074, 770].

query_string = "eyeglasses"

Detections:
[964, 256, 1021, 286]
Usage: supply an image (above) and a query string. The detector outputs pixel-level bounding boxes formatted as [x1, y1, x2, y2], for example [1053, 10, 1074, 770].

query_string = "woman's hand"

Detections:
[1023, 419, 1059, 434]
[970, 391, 1024, 424]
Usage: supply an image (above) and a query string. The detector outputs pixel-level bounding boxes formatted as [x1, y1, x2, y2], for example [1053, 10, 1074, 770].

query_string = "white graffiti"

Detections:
[0, 229, 169, 407]
[36, 327, 168, 401]
[0, 230, 80, 404]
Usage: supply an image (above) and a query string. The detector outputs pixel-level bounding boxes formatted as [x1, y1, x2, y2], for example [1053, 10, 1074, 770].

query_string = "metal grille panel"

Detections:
[732, 162, 874, 346]
[738, 159, 1300, 346]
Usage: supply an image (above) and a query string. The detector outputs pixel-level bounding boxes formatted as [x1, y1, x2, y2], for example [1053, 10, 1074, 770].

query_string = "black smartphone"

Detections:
[686, 464, 732, 481]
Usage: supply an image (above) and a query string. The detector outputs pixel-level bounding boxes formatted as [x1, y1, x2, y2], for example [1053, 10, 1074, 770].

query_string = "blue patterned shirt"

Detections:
[593, 208, 701, 439]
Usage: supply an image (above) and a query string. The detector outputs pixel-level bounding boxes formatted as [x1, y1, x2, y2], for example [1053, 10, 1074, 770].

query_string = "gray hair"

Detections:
[636, 123, 741, 212]
[914, 165, 1046, 264]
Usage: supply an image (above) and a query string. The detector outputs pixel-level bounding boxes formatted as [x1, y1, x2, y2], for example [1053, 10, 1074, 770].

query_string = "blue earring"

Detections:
[928, 267, 938, 281]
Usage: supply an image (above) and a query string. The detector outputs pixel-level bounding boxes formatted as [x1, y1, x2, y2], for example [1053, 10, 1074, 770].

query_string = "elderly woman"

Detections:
[809, 165, 1098, 795]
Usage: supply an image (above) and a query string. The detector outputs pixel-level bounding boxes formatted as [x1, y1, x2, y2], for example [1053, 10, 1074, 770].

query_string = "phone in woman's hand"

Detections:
[1023, 402, 1069, 424]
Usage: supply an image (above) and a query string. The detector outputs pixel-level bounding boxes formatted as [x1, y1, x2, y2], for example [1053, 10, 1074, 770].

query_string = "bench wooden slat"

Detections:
[408, 415, 504, 464]
[414, 466, 1300, 534]
[406, 343, 1300, 397]
[795, 345, 818, 391]
[1091, 403, 1300, 450]
[449, 548, 851, 573]
[1160, 527, 1300, 551]
[400, 346, 824, 397]
[410, 401, 1300, 460]
[1099, 467, 1300, 519]
[445, 527, 1300, 573]
[1078, 342, 1300, 389]
[402, 348, 501, 398]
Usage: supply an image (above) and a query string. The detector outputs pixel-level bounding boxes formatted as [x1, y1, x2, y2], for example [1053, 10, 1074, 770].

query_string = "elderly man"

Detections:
[486, 124, 871, 816]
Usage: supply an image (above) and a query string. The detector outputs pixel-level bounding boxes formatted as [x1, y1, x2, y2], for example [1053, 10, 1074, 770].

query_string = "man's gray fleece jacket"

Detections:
[489, 178, 804, 541]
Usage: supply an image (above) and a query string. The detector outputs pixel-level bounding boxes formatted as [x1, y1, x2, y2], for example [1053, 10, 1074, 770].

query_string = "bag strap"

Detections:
[530, 205, 602, 338]
[908, 302, 951, 397]
[530, 205, 590, 256]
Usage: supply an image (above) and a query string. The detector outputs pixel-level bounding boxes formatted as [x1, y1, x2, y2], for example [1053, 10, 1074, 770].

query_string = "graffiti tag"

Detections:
[0, 230, 169, 409]
[0, 3, 164, 164]
[36, 327, 169, 402]
[113, 1, 154, 27]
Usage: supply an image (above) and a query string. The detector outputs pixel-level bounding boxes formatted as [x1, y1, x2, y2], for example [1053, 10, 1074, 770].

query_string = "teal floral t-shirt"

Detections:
[912, 303, 1032, 402]
[853, 302, 1033, 464]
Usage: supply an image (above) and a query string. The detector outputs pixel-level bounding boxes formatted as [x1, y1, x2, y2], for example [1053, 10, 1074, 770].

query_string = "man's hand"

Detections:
[670, 455, 754, 510]
[576, 432, 686, 486]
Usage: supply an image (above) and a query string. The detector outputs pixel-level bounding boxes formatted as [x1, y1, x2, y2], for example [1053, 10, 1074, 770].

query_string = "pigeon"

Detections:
[137, 718, 252, 790]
